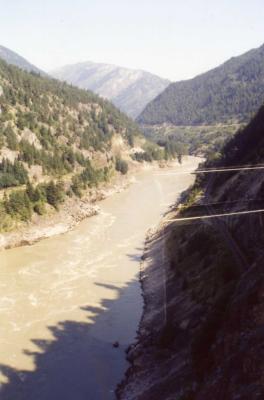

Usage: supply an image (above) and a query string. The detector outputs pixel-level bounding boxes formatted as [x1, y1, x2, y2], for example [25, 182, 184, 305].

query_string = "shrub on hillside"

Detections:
[115, 157, 128, 175]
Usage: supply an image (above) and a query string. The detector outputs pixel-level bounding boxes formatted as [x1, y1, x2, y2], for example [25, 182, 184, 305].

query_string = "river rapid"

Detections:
[0, 156, 200, 400]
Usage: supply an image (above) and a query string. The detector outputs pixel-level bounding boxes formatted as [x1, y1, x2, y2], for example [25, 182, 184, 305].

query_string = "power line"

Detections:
[195, 165, 264, 173]
[197, 163, 264, 170]
[182, 198, 264, 208]
[155, 164, 264, 176]
[166, 208, 264, 222]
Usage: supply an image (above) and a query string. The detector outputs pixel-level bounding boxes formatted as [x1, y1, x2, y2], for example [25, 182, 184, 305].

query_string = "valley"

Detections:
[1, 11, 264, 398]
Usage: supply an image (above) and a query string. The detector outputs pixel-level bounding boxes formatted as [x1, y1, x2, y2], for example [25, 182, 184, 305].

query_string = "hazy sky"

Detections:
[0, 0, 264, 81]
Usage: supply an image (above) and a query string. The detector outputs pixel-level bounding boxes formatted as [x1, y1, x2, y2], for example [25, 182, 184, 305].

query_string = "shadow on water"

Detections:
[126, 246, 144, 263]
[0, 278, 140, 400]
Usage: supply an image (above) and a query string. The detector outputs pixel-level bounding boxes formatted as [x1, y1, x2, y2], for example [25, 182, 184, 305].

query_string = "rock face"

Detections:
[51, 61, 170, 118]
[119, 105, 264, 399]
[0, 45, 45, 75]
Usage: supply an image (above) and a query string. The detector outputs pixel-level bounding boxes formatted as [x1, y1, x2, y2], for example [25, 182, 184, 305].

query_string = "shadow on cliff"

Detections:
[0, 278, 141, 400]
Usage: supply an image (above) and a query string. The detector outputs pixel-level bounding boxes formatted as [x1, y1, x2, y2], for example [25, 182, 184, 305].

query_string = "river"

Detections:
[0, 156, 200, 400]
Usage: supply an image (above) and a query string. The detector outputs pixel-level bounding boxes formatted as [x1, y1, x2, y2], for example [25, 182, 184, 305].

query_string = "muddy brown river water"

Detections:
[0, 157, 200, 400]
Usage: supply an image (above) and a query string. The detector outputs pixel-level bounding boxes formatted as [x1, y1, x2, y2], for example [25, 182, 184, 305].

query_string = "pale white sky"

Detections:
[0, 0, 264, 81]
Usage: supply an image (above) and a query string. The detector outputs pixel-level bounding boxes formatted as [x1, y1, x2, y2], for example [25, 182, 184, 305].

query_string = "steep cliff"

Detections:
[119, 106, 264, 399]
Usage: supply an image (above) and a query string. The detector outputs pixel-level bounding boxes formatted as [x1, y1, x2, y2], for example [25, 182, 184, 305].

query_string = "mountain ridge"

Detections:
[0, 45, 45, 75]
[51, 61, 170, 118]
[138, 43, 264, 126]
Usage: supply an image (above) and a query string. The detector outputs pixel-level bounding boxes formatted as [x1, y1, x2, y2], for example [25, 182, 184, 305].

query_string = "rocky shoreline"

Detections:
[116, 158, 203, 400]
[116, 221, 171, 400]
[0, 158, 171, 251]
[116, 211, 194, 400]
[0, 171, 137, 251]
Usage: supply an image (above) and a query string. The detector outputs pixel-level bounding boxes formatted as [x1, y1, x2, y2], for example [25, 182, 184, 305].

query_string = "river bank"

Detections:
[0, 160, 159, 251]
[116, 214, 179, 399]
[117, 195, 197, 399]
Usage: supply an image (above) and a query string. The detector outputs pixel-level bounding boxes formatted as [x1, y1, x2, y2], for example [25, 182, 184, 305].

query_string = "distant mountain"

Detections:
[0, 45, 44, 75]
[138, 43, 264, 126]
[51, 62, 170, 118]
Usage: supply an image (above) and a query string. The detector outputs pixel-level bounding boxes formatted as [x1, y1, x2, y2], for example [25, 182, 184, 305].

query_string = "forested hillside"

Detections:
[0, 58, 155, 231]
[120, 104, 264, 399]
[138, 43, 264, 126]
